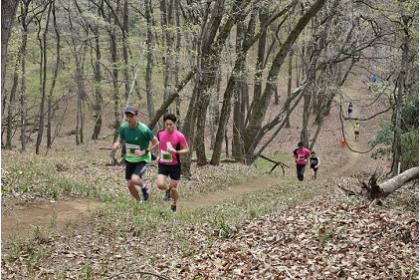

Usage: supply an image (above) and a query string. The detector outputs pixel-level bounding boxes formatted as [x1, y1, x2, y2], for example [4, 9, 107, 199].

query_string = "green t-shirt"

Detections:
[119, 121, 154, 163]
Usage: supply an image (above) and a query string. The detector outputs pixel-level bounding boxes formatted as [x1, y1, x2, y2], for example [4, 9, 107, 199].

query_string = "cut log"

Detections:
[379, 167, 419, 195]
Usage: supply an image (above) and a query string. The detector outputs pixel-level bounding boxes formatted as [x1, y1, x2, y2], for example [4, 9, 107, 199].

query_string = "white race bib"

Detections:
[160, 150, 172, 163]
[126, 143, 140, 156]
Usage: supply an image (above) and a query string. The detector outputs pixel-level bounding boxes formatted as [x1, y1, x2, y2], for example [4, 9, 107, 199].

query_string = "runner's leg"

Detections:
[128, 175, 142, 201]
[156, 174, 169, 190]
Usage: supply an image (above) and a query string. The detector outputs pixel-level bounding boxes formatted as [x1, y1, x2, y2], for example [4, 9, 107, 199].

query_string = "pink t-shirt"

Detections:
[294, 147, 311, 165]
[157, 130, 188, 165]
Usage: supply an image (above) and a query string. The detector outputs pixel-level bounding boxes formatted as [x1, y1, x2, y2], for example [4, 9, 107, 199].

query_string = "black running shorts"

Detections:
[158, 164, 181, 180]
[125, 161, 147, 180]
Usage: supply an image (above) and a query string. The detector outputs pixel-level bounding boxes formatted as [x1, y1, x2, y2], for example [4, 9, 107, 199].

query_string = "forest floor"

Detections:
[1, 74, 418, 279]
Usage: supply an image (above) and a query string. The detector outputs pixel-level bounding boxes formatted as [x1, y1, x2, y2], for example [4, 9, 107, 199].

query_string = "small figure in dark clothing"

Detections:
[309, 151, 320, 179]
[347, 102, 353, 118]
[293, 142, 311, 181]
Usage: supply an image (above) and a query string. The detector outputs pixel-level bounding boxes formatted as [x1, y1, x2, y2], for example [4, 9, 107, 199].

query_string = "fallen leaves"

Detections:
[172, 193, 418, 280]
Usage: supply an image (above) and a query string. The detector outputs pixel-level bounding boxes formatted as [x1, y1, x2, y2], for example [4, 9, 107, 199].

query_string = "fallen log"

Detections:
[339, 167, 419, 200]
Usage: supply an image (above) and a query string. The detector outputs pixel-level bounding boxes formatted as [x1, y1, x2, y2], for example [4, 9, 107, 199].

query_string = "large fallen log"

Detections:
[339, 167, 419, 200]
[379, 167, 419, 195]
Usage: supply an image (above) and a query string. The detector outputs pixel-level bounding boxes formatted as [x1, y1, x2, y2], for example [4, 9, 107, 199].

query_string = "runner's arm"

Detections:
[176, 142, 190, 155]
[149, 136, 159, 152]
[316, 157, 320, 168]
[112, 137, 124, 151]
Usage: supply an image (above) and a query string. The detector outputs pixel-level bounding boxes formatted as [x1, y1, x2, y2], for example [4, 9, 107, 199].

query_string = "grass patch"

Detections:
[2, 151, 102, 200]
[4, 226, 53, 273]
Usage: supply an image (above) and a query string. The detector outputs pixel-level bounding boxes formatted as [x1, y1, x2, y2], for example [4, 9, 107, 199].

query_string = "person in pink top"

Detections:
[293, 142, 311, 181]
[156, 113, 189, 212]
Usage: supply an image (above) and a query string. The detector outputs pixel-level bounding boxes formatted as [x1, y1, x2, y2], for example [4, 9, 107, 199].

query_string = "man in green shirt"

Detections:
[112, 106, 159, 202]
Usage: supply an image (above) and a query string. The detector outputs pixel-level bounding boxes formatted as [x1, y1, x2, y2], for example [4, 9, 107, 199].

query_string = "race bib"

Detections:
[126, 143, 140, 156]
[160, 150, 172, 163]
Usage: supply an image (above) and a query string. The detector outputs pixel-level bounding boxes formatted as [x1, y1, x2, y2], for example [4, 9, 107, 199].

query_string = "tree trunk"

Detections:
[1, 0, 19, 95]
[392, 21, 409, 175]
[285, 49, 293, 128]
[163, 0, 175, 103]
[122, 0, 130, 103]
[224, 127, 229, 158]
[210, 70, 221, 149]
[47, 3, 61, 149]
[5, 57, 20, 149]
[74, 51, 87, 145]
[109, 28, 120, 142]
[232, 22, 246, 162]
[91, 11, 103, 140]
[251, 9, 268, 118]
[145, 0, 155, 120]
[174, 0, 181, 121]
[20, 14, 29, 151]
[35, 4, 52, 155]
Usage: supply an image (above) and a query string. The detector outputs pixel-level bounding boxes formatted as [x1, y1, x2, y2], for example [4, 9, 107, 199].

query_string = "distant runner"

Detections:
[354, 121, 360, 141]
[112, 106, 159, 203]
[156, 114, 189, 212]
[309, 151, 320, 179]
[293, 142, 311, 181]
[347, 102, 353, 118]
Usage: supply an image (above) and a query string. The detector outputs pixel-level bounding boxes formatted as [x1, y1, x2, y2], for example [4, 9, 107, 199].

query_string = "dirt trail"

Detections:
[1, 199, 101, 240]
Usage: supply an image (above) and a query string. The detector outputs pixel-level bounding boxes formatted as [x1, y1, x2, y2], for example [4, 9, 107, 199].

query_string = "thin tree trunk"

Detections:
[285, 49, 293, 127]
[210, 70, 221, 149]
[225, 127, 229, 158]
[122, 0, 130, 103]
[145, 0, 155, 120]
[75, 50, 87, 145]
[174, 0, 181, 121]
[5, 58, 20, 149]
[392, 22, 409, 175]
[35, 4, 52, 154]
[163, 0, 174, 102]
[109, 28, 120, 142]
[47, 2, 61, 149]
[232, 22, 246, 161]
[20, 10, 29, 151]
[91, 10, 103, 140]
[253, 10, 268, 103]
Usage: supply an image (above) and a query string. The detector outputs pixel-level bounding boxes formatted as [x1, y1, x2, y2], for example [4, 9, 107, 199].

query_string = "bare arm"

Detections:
[149, 136, 159, 152]
[112, 137, 124, 151]
[176, 144, 190, 155]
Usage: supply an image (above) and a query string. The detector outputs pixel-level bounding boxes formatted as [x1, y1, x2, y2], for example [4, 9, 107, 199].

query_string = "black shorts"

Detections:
[158, 164, 181, 180]
[125, 161, 147, 180]
[355, 131, 359, 135]
[310, 164, 318, 171]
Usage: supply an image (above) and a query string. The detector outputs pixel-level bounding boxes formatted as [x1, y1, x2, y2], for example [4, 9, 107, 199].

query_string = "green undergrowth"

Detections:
[1, 151, 102, 201]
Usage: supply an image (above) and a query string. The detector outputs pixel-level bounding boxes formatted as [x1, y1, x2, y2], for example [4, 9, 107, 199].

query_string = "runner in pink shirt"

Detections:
[155, 114, 189, 212]
[293, 142, 311, 181]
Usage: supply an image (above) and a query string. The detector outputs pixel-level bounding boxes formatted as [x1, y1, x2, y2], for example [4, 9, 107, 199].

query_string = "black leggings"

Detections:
[296, 164, 306, 181]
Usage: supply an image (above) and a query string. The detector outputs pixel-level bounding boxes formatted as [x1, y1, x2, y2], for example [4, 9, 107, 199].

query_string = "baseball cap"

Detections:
[124, 106, 138, 115]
